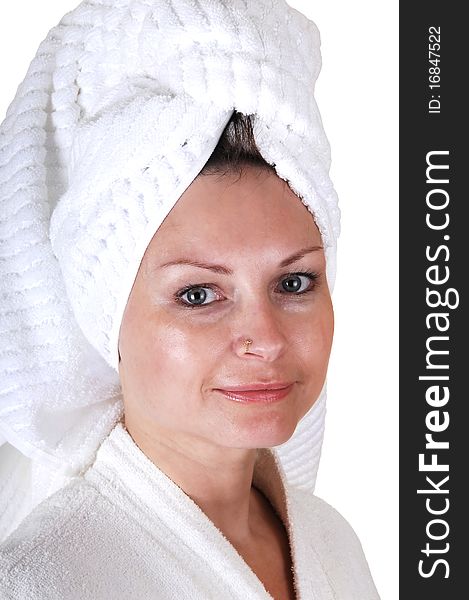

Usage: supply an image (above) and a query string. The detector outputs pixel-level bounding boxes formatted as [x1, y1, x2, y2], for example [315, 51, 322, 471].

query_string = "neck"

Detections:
[123, 415, 263, 545]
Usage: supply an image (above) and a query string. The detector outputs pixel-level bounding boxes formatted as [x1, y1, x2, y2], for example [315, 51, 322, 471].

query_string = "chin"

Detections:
[218, 412, 300, 450]
[258, 425, 298, 449]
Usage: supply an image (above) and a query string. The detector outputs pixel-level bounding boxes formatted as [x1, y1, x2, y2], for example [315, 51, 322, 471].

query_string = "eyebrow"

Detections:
[156, 246, 323, 276]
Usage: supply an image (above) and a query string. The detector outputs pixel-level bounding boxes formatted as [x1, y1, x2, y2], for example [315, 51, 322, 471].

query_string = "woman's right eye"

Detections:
[177, 286, 219, 307]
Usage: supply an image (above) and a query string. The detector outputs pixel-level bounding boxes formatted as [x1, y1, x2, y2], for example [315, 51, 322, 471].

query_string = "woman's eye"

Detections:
[178, 286, 218, 306]
[280, 272, 317, 294]
[176, 272, 318, 307]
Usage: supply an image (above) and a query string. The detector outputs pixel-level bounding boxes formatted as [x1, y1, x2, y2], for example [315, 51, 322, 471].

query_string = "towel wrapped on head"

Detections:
[0, 0, 339, 542]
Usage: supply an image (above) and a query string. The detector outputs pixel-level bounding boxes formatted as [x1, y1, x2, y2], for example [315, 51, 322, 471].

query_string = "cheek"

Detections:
[138, 323, 193, 381]
[120, 314, 208, 427]
[293, 299, 334, 372]
[124, 307, 218, 391]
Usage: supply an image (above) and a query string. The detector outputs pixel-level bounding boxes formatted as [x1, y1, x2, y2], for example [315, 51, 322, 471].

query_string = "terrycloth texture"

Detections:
[0, 0, 339, 542]
[0, 421, 379, 599]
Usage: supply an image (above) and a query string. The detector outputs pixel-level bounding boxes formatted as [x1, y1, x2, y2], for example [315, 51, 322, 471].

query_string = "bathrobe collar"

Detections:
[84, 421, 335, 599]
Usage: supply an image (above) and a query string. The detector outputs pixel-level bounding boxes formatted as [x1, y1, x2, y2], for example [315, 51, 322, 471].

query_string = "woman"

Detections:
[0, 0, 379, 598]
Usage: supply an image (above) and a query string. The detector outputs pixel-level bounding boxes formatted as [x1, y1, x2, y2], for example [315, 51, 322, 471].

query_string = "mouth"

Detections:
[213, 382, 295, 404]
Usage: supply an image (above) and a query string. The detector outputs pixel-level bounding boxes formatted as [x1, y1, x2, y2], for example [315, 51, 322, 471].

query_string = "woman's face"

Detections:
[118, 165, 333, 450]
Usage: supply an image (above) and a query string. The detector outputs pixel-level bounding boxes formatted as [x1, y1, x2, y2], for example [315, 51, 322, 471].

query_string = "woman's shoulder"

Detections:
[0, 478, 116, 599]
[290, 487, 366, 544]
[289, 488, 381, 599]
[0, 477, 146, 600]
[0, 475, 189, 600]
[1, 478, 96, 547]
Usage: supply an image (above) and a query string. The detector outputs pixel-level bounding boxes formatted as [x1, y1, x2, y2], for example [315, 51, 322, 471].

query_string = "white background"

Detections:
[0, 2, 398, 598]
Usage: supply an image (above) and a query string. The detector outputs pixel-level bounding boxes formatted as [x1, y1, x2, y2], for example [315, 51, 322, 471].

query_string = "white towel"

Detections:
[0, 0, 339, 542]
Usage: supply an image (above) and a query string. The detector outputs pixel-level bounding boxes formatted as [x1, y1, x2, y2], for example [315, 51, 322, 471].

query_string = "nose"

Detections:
[232, 296, 288, 362]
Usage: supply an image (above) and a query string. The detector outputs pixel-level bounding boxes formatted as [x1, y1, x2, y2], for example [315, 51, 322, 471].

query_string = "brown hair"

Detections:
[200, 111, 275, 176]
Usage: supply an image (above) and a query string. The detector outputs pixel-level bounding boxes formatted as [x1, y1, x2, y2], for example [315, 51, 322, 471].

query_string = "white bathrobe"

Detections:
[0, 422, 379, 599]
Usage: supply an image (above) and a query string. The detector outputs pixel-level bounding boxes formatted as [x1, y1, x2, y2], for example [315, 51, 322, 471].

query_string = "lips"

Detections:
[213, 382, 295, 404]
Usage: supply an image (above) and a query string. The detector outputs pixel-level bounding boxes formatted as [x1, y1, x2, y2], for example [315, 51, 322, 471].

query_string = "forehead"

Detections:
[143, 167, 322, 265]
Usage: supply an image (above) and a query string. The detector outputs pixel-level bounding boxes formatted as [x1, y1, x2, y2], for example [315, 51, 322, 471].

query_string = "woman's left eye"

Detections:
[177, 286, 219, 306]
[279, 272, 318, 294]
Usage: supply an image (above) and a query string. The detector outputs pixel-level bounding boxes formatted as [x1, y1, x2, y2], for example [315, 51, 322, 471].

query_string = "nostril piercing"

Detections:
[243, 339, 253, 353]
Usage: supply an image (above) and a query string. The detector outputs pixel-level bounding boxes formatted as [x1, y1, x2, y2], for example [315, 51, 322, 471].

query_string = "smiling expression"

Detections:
[118, 165, 334, 449]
